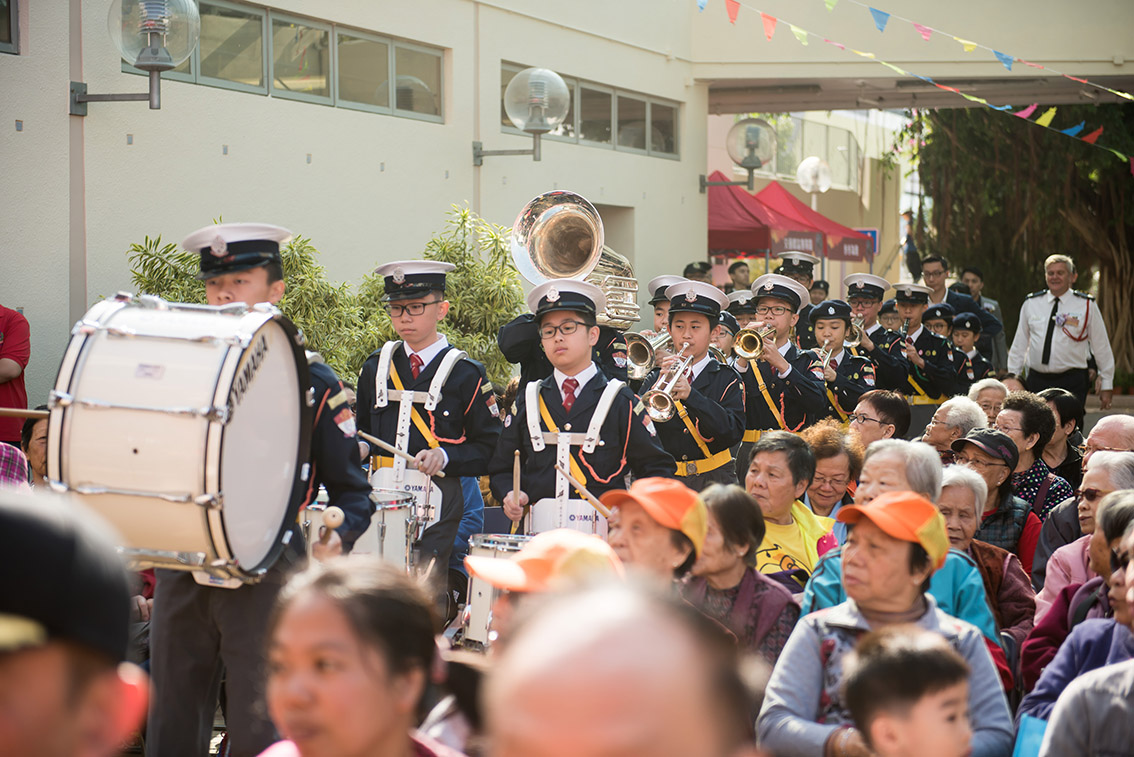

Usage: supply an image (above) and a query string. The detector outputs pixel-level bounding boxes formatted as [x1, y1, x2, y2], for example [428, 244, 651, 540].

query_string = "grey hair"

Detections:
[967, 378, 1007, 403]
[1044, 254, 1076, 275]
[1097, 491, 1134, 544]
[939, 396, 988, 436]
[1087, 451, 1134, 492]
[941, 464, 988, 512]
[864, 439, 943, 501]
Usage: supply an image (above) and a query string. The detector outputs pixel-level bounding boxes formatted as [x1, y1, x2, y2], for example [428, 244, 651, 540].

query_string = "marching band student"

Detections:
[774, 250, 822, 349]
[640, 280, 745, 490]
[497, 305, 628, 386]
[843, 273, 909, 392]
[713, 310, 740, 365]
[952, 312, 993, 383]
[645, 274, 686, 334]
[879, 298, 902, 333]
[924, 303, 976, 395]
[810, 300, 876, 422]
[732, 274, 827, 480]
[148, 223, 374, 757]
[727, 288, 759, 329]
[356, 261, 502, 580]
[488, 280, 675, 531]
[893, 283, 965, 438]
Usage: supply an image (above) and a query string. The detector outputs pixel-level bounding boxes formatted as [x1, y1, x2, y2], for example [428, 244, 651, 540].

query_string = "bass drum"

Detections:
[47, 294, 312, 582]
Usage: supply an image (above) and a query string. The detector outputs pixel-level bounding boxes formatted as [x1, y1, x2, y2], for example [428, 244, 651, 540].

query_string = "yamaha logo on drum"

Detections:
[230, 335, 269, 407]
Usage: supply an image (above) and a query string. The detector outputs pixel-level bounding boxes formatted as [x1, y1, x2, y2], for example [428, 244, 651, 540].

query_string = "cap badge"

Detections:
[546, 286, 560, 303]
[209, 235, 227, 257]
[828, 306, 835, 315]
[739, 293, 750, 303]
[763, 282, 774, 291]
[685, 290, 698, 302]
[392, 268, 405, 284]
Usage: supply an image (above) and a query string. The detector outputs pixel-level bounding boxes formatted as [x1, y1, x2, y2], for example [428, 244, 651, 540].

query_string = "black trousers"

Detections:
[679, 463, 738, 493]
[415, 474, 464, 591]
[1027, 367, 1090, 408]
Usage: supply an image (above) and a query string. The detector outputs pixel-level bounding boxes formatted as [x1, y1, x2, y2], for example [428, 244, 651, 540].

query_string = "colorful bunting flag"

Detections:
[823, 38, 846, 50]
[761, 12, 777, 40]
[1019, 59, 1046, 70]
[1013, 103, 1038, 119]
[1060, 121, 1086, 137]
[790, 25, 809, 45]
[993, 51, 1014, 71]
[912, 23, 932, 42]
[1082, 126, 1104, 144]
[954, 37, 977, 53]
[726, 0, 740, 23]
[868, 7, 890, 32]
[697, 0, 707, 10]
[824, 0, 838, 9]
[1064, 74, 1089, 84]
[1034, 107, 1058, 128]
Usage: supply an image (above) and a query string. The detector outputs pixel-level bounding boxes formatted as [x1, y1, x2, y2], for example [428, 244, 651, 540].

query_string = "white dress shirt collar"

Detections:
[403, 333, 449, 368]
[554, 362, 598, 396]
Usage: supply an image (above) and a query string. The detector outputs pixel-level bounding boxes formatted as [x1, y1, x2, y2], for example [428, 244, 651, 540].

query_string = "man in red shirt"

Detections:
[0, 303, 31, 447]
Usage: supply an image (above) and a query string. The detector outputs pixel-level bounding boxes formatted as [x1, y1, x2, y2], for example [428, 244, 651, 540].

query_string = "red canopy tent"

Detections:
[706, 171, 824, 258]
[754, 181, 874, 262]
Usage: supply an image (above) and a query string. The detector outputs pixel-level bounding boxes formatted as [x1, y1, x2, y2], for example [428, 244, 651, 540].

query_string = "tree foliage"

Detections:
[892, 104, 1134, 375]
[128, 206, 524, 387]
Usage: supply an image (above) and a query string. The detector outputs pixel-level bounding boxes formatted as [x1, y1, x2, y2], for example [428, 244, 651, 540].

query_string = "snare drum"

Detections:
[350, 488, 417, 568]
[47, 294, 311, 582]
[530, 497, 608, 539]
[462, 533, 531, 649]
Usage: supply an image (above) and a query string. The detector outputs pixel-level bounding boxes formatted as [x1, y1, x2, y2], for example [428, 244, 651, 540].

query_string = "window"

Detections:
[615, 94, 647, 151]
[336, 30, 389, 111]
[579, 85, 612, 145]
[744, 113, 861, 190]
[270, 15, 331, 103]
[392, 44, 442, 118]
[651, 102, 678, 156]
[199, 1, 265, 92]
[1, 0, 18, 55]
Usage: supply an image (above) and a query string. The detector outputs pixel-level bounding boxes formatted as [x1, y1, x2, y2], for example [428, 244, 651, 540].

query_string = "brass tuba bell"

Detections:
[510, 190, 641, 330]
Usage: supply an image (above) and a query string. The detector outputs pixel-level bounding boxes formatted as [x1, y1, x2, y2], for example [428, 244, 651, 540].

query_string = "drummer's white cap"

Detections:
[373, 260, 456, 301]
[843, 273, 891, 301]
[182, 222, 293, 280]
[646, 275, 687, 303]
[750, 273, 811, 312]
[526, 279, 606, 319]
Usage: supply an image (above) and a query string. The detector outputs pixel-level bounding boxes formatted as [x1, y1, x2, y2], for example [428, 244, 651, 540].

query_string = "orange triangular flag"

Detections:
[761, 12, 777, 40]
[726, 0, 739, 23]
[1081, 126, 1104, 144]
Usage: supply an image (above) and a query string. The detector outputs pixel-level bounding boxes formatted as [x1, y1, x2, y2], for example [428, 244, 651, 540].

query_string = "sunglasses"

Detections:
[1075, 487, 1115, 505]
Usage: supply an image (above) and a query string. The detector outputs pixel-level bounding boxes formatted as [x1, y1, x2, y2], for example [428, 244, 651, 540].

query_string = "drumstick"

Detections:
[319, 506, 344, 543]
[509, 450, 524, 535]
[553, 463, 612, 519]
[358, 431, 446, 478]
[0, 408, 48, 420]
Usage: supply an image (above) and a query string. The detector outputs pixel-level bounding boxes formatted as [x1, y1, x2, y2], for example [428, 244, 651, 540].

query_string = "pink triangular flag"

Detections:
[823, 38, 846, 51]
[726, 0, 739, 24]
[1082, 126, 1104, 145]
[912, 23, 932, 42]
[1013, 103, 1038, 119]
[761, 12, 778, 41]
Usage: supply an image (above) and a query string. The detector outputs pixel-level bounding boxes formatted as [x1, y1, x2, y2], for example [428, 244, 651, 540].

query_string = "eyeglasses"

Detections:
[922, 269, 947, 278]
[384, 299, 443, 318]
[539, 320, 589, 339]
[955, 454, 1008, 470]
[926, 417, 949, 428]
[994, 424, 1023, 435]
[1075, 487, 1115, 505]
[977, 403, 1003, 415]
[754, 305, 791, 316]
[847, 413, 890, 427]
[813, 475, 850, 490]
[1078, 443, 1132, 456]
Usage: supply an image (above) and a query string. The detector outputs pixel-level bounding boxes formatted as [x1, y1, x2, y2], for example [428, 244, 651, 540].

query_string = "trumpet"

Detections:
[846, 316, 865, 348]
[734, 325, 777, 361]
[624, 330, 673, 380]
[816, 339, 834, 369]
[640, 344, 693, 422]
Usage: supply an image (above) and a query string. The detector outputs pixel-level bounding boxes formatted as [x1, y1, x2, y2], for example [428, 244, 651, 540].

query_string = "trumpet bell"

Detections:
[624, 331, 672, 381]
[734, 326, 774, 360]
[641, 389, 676, 422]
[845, 316, 864, 348]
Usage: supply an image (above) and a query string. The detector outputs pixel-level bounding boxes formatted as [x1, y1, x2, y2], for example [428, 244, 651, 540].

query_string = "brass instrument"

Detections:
[510, 190, 640, 329]
[708, 345, 728, 363]
[734, 325, 777, 361]
[624, 330, 674, 380]
[640, 344, 693, 422]
[816, 339, 834, 369]
[846, 316, 865, 348]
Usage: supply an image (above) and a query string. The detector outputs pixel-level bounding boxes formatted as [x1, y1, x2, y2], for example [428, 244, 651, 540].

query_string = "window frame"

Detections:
[613, 92, 649, 156]
[577, 81, 615, 150]
[390, 40, 444, 123]
[195, 0, 268, 96]
[647, 97, 680, 160]
[1, 0, 19, 55]
[332, 25, 393, 115]
[268, 10, 334, 106]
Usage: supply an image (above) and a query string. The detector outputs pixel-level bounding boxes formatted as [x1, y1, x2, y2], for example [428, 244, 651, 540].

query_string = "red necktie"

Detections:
[828, 359, 837, 371]
[410, 353, 423, 380]
[562, 377, 579, 412]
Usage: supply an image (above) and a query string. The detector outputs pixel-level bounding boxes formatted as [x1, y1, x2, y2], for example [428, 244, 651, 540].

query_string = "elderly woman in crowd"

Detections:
[921, 396, 988, 466]
[601, 477, 707, 584]
[758, 490, 1015, 757]
[847, 389, 910, 450]
[799, 420, 864, 544]
[995, 392, 1074, 520]
[685, 484, 801, 664]
[951, 429, 1042, 577]
[802, 439, 1002, 650]
[938, 465, 1036, 648]
[968, 378, 1008, 427]
[745, 432, 836, 585]
[1037, 388, 1085, 490]
[1019, 491, 1134, 721]
[1035, 451, 1134, 620]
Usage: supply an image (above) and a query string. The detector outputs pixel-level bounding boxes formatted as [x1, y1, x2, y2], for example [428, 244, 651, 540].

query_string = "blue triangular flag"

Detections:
[697, 0, 708, 10]
[869, 7, 890, 32]
[1060, 121, 1086, 137]
[993, 51, 1014, 70]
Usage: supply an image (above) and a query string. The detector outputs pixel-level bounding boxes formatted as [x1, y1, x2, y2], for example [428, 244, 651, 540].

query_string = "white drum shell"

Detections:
[530, 498, 608, 539]
[463, 533, 531, 647]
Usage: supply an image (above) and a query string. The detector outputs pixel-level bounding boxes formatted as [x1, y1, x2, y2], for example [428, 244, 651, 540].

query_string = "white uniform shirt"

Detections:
[553, 362, 598, 404]
[1007, 290, 1115, 390]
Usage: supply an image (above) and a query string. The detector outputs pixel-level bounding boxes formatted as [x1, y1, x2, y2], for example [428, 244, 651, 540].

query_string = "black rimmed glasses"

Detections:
[384, 299, 443, 318]
[539, 320, 589, 340]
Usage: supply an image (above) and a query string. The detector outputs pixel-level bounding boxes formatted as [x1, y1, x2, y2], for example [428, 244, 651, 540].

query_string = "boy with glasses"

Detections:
[843, 273, 910, 392]
[489, 280, 675, 533]
[356, 260, 502, 578]
[641, 279, 745, 490]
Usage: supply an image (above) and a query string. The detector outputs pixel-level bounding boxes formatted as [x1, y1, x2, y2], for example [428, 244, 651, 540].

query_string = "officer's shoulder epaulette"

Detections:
[1072, 290, 1095, 301]
[1025, 290, 1048, 300]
